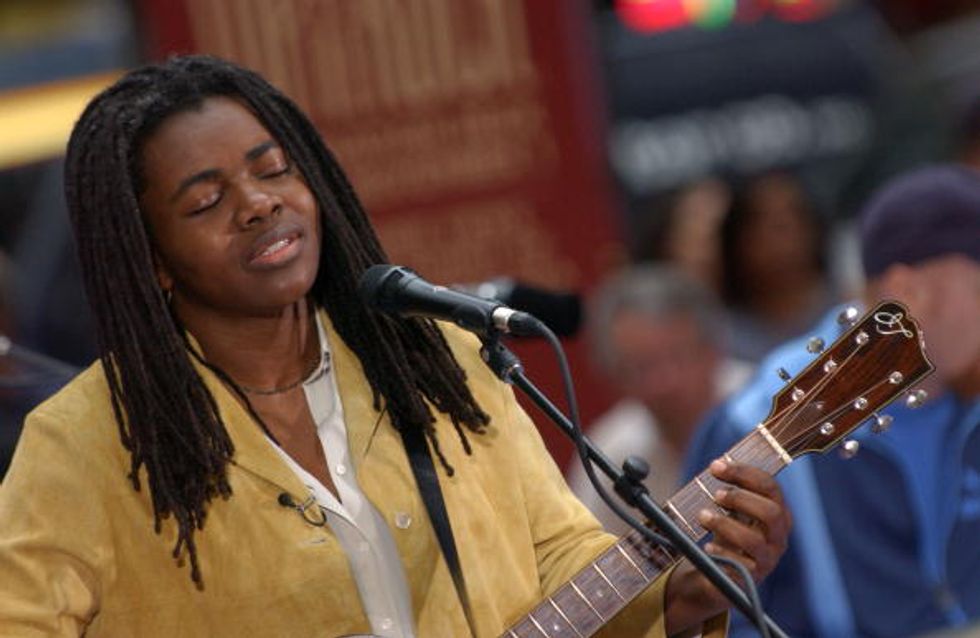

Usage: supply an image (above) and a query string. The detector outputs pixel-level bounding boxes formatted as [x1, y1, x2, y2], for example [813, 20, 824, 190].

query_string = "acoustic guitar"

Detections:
[354, 300, 934, 638]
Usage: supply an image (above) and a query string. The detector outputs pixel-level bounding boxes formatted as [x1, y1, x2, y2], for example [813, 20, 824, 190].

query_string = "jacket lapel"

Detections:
[186, 340, 309, 497]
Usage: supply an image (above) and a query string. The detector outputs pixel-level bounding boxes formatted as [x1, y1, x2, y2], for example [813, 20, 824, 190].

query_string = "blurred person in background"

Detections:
[0, 250, 74, 478]
[685, 164, 980, 637]
[720, 171, 838, 362]
[568, 265, 751, 533]
[631, 177, 731, 296]
[0, 55, 791, 637]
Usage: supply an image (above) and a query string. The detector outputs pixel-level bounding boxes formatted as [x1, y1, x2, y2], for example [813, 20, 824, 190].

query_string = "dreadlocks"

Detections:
[64, 55, 490, 586]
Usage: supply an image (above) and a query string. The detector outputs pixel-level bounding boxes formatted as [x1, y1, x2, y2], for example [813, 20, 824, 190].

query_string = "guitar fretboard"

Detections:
[502, 427, 788, 638]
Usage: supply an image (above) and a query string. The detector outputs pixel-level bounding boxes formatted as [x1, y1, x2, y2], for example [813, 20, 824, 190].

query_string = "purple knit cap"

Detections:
[861, 164, 980, 277]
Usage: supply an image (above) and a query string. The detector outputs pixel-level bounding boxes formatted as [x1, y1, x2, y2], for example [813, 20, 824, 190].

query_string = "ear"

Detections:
[874, 263, 931, 316]
[151, 248, 175, 296]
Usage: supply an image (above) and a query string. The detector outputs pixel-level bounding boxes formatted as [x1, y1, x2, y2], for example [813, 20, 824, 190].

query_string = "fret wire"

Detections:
[597, 548, 649, 600]
[620, 536, 657, 579]
[694, 476, 714, 501]
[548, 598, 584, 638]
[626, 534, 675, 575]
[653, 543, 678, 566]
[570, 581, 605, 621]
[665, 500, 698, 537]
[615, 543, 650, 582]
[592, 563, 626, 601]
[728, 431, 787, 474]
[528, 613, 550, 637]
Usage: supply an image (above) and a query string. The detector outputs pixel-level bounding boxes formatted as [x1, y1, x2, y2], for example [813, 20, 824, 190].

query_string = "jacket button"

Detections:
[394, 512, 412, 529]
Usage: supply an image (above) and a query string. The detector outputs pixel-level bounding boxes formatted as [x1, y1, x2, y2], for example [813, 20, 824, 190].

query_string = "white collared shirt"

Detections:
[269, 313, 416, 638]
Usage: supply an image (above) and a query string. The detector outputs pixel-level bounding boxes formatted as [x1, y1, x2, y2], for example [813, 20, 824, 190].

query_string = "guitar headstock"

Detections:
[766, 300, 934, 459]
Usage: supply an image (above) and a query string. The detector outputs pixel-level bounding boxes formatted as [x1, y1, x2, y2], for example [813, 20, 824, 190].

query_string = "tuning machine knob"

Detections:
[839, 439, 860, 459]
[806, 336, 825, 353]
[871, 413, 893, 434]
[905, 389, 928, 408]
[777, 367, 792, 382]
[837, 306, 860, 327]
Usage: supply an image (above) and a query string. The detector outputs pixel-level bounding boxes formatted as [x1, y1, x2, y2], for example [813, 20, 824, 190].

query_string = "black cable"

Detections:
[533, 321, 776, 638]
[711, 554, 771, 638]
[535, 322, 674, 548]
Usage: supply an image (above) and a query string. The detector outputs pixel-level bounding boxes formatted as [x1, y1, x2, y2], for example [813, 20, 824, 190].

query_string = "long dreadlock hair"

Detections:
[64, 55, 490, 586]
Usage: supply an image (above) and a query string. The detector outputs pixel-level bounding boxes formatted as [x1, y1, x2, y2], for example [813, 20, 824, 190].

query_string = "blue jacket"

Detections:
[684, 306, 980, 637]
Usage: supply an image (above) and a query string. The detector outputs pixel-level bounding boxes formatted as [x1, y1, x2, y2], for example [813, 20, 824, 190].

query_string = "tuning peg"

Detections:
[839, 439, 860, 459]
[837, 306, 860, 327]
[776, 367, 791, 382]
[905, 389, 928, 408]
[871, 413, 893, 434]
[806, 336, 825, 353]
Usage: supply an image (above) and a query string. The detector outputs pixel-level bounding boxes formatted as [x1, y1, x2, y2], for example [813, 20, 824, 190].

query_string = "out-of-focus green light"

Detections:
[685, 0, 737, 30]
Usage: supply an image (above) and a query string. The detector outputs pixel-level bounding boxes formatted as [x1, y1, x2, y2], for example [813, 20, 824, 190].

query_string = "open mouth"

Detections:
[246, 224, 305, 270]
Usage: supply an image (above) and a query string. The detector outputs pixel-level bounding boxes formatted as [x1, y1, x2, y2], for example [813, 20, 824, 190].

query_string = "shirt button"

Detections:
[394, 511, 412, 529]
[335, 464, 347, 476]
[379, 618, 393, 631]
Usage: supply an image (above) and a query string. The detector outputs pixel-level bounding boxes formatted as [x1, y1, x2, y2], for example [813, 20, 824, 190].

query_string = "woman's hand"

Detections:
[664, 459, 792, 635]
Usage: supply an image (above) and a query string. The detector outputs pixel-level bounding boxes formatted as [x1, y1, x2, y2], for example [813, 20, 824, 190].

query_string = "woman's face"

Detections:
[736, 175, 818, 283]
[139, 96, 321, 320]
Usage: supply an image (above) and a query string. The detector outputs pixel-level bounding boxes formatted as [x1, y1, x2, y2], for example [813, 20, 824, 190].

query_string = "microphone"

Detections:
[358, 265, 544, 336]
[456, 278, 582, 338]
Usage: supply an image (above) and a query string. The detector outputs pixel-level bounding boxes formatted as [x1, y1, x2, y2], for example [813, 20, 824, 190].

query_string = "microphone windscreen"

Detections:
[357, 264, 398, 308]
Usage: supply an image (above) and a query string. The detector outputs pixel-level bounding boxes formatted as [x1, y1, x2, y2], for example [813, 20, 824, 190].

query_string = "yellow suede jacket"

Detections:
[0, 315, 721, 637]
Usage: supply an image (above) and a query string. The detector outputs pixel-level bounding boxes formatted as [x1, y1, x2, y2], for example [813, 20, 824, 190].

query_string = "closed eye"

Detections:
[187, 191, 222, 216]
[259, 162, 293, 179]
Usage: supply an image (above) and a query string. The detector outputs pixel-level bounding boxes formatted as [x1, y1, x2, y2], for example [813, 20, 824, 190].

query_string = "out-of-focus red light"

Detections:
[614, 0, 690, 33]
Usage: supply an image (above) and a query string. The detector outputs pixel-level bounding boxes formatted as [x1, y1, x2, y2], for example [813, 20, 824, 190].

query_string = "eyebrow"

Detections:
[245, 140, 278, 162]
[168, 141, 281, 203]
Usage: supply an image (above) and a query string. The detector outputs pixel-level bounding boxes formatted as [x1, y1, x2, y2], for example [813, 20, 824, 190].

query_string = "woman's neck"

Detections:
[177, 298, 319, 391]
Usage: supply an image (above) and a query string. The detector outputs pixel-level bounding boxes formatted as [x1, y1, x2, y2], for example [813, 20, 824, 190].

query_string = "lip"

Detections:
[244, 222, 306, 271]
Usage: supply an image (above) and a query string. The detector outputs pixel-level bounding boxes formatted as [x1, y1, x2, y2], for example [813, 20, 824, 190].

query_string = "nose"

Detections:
[233, 179, 283, 228]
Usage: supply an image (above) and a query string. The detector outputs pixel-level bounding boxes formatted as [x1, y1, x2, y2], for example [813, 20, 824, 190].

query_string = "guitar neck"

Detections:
[502, 428, 788, 638]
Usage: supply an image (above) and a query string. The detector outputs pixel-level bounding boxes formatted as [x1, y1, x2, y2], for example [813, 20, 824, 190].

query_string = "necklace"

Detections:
[238, 351, 328, 396]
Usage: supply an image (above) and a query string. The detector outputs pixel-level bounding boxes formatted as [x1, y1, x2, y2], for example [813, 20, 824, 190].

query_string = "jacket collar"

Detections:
[184, 308, 388, 494]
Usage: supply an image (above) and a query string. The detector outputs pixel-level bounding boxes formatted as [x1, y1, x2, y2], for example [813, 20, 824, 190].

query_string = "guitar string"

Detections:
[763, 340, 863, 441]
[777, 375, 900, 453]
